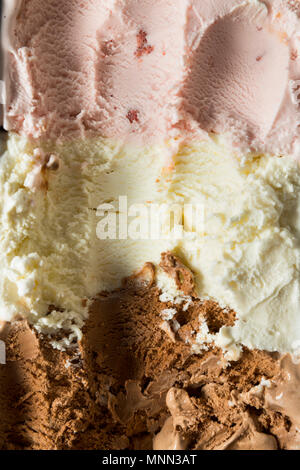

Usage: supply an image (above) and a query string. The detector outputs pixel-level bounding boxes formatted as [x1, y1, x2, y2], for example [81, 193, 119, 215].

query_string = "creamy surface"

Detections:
[1, 0, 300, 357]
[1, 134, 300, 356]
[154, 387, 278, 451]
[167, 139, 300, 356]
[0, 135, 172, 346]
[2, 0, 300, 157]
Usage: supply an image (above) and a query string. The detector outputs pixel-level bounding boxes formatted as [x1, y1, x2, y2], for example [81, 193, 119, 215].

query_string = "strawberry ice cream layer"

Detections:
[2, 0, 300, 157]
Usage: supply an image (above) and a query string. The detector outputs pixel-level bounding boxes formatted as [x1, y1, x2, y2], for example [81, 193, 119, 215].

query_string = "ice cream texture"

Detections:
[3, 0, 300, 156]
[1, 1, 300, 372]
[1, 265, 300, 450]
[2, 0, 300, 451]
[1, 132, 300, 355]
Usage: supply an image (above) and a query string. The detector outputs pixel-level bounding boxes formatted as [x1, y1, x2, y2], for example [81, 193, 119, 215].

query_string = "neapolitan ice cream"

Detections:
[1, 0, 300, 450]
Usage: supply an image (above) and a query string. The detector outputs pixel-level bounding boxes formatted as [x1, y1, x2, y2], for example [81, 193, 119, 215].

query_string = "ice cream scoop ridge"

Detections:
[2, 0, 300, 157]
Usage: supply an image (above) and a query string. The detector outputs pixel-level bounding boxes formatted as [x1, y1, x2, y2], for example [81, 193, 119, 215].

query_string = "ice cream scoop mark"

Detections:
[127, 109, 139, 123]
[135, 30, 154, 58]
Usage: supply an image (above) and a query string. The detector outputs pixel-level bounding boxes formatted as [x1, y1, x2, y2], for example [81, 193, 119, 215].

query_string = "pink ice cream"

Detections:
[3, 0, 300, 157]
[3, 0, 186, 141]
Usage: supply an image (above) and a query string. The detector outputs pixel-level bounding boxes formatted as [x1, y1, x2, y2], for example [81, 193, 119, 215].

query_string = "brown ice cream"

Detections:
[0, 254, 299, 450]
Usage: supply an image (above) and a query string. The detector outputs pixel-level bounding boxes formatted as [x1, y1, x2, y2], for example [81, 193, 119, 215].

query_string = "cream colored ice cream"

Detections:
[1, 133, 300, 356]
[1, 0, 300, 360]
[164, 139, 300, 357]
[0, 134, 173, 346]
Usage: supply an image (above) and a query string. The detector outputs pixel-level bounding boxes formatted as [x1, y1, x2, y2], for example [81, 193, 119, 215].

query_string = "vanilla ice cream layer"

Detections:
[165, 139, 300, 356]
[0, 134, 173, 345]
[0, 134, 300, 354]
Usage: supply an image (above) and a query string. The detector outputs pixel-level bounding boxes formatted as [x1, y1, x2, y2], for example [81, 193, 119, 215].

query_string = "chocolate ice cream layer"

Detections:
[0, 257, 299, 450]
